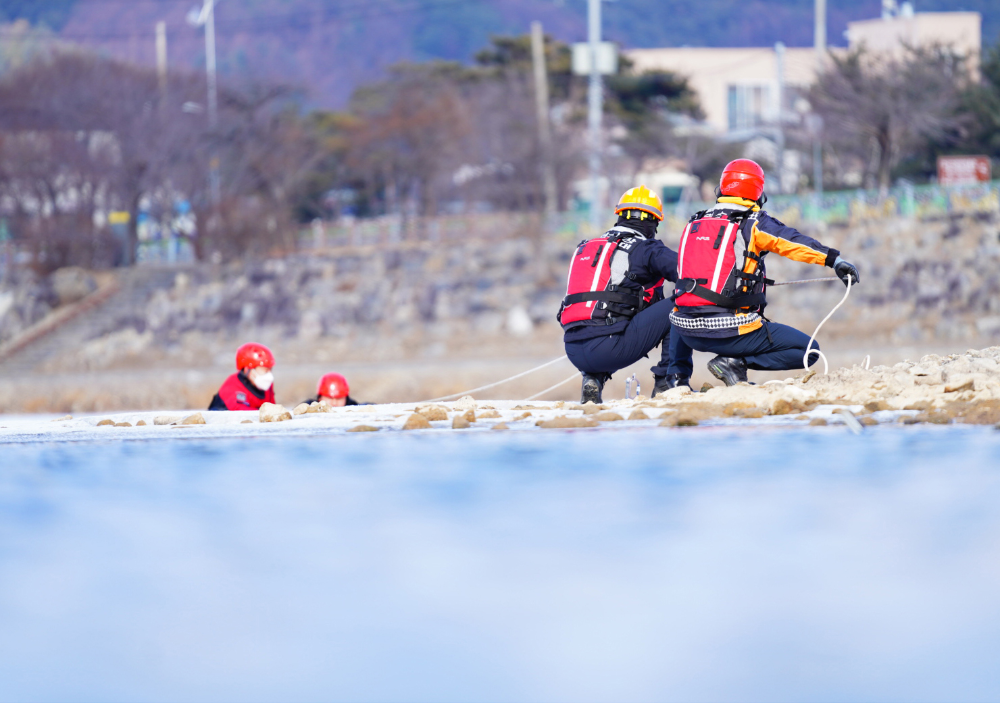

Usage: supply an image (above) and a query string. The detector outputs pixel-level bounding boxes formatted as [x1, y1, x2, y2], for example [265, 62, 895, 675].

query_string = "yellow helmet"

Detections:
[614, 184, 663, 221]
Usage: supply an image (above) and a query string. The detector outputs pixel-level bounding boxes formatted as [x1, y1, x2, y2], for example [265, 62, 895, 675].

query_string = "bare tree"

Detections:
[810, 45, 971, 192]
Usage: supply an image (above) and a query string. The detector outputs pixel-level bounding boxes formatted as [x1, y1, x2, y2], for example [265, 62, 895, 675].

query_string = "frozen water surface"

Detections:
[1, 426, 1000, 702]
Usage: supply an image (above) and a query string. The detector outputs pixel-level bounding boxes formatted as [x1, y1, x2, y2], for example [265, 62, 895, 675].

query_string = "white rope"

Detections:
[524, 372, 581, 401]
[861, 354, 871, 370]
[424, 354, 569, 402]
[770, 276, 840, 286]
[803, 276, 853, 375]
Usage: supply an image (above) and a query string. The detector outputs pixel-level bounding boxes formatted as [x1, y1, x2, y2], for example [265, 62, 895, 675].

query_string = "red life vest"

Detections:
[558, 231, 657, 329]
[675, 210, 768, 310]
[214, 372, 274, 410]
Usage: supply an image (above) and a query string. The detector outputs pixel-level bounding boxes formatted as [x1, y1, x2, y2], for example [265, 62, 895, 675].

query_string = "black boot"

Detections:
[581, 373, 605, 404]
[652, 374, 691, 397]
[707, 356, 748, 386]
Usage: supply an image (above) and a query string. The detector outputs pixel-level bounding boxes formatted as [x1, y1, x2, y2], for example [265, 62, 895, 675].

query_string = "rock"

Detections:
[477, 409, 501, 419]
[627, 409, 649, 420]
[416, 405, 449, 421]
[180, 413, 206, 425]
[580, 403, 607, 415]
[136, 420, 147, 426]
[96, 419, 114, 426]
[454, 396, 477, 411]
[51, 415, 72, 422]
[491, 422, 510, 430]
[463, 409, 476, 423]
[513, 412, 532, 421]
[660, 415, 699, 427]
[114, 422, 132, 428]
[241, 420, 253, 424]
[771, 398, 806, 415]
[292, 403, 311, 416]
[912, 411, 951, 425]
[536, 415, 599, 429]
[50, 267, 97, 306]
[154, 416, 182, 426]
[860, 417, 878, 426]
[595, 412, 624, 422]
[452, 415, 471, 429]
[347, 425, 379, 432]
[731, 407, 765, 418]
[700, 383, 714, 392]
[402, 413, 432, 430]
[864, 400, 891, 413]
[944, 378, 975, 393]
[305, 402, 329, 414]
[904, 401, 932, 411]
[957, 401, 1000, 425]
[259, 403, 293, 423]
[809, 418, 828, 426]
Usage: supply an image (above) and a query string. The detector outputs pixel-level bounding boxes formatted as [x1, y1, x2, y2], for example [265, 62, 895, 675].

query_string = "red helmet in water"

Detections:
[317, 372, 349, 399]
[720, 159, 766, 202]
[236, 342, 275, 371]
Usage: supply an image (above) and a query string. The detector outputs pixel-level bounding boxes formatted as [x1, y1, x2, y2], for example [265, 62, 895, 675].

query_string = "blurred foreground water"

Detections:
[2, 427, 1000, 702]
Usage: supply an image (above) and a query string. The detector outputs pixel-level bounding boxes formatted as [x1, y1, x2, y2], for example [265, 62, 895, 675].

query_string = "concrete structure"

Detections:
[625, 10, 981, 135]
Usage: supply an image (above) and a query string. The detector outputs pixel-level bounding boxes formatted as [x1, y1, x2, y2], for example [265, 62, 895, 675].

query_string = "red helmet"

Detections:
[235, 342, 275, 371]
[720, 159, 765, 201]
[317, 372, 349, 399]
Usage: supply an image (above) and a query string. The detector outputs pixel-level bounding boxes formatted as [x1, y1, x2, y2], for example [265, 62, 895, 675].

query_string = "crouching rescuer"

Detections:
[671, 159, 860, 385]
[558, 185, 693, 404]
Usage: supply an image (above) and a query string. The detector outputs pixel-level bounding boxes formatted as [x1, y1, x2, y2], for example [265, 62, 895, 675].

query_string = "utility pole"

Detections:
[813, 0, 826, 204]
[188, 0, 220, 205]
[587, 0, 602, 230]
[530, 21, 557, 220]
[155, 21, 167, 107]
[774, 41, 785, 195]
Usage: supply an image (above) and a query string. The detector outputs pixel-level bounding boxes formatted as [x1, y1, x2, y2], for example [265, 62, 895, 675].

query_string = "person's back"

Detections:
[558, 185, 693, 403]
[671, 159, 860, 385]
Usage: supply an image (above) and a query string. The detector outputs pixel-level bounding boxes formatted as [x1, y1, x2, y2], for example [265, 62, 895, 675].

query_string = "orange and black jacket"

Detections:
[671, 196, 839, 338]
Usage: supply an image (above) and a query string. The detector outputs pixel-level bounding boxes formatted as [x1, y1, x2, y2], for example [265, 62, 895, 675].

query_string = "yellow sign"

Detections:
[108, 211, 131, 225]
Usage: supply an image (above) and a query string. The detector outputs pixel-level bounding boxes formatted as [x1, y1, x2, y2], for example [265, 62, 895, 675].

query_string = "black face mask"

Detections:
[615, 214, 659, 238]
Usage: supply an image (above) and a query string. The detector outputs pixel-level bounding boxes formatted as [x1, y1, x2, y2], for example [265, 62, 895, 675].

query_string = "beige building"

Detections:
[625, 10, 982, 135]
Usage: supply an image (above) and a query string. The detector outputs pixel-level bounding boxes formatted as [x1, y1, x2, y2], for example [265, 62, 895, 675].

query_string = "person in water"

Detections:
[304, 373, 360, 407]
[208, 342, 277, 410]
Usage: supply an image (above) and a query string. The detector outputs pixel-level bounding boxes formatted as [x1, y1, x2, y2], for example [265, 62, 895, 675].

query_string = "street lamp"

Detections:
[187, 0, 220, 205]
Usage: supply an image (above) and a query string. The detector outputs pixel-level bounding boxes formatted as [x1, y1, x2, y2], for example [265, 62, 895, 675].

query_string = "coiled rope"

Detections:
[803, 275, 854, 375]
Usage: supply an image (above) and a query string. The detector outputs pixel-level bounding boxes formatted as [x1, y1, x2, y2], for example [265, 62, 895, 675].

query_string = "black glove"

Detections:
[834, 257, 860, 287]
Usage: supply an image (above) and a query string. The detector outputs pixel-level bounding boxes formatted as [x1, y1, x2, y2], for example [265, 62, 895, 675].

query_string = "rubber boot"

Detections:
[651, 374, 691, 397]
[581, 373, 605, 404]
[707, 356, 748, 386]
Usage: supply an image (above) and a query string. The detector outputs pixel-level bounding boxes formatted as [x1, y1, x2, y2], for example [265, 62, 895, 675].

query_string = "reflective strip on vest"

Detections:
[586, 242, 613, 308]
[709, 222, 736, 292]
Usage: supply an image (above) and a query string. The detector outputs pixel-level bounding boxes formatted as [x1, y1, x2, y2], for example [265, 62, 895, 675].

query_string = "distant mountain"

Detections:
[2, 0, 995, 107]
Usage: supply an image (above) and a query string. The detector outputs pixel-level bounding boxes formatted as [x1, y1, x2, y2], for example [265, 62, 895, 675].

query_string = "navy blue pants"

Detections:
[565, 301, 694, 381]
[678, 321, 819, 371]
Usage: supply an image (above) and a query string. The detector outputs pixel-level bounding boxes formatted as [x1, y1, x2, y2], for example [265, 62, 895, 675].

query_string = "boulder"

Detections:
[491, 422, 510, 430]
[535, 415, 598, 429]
[305, 402, 329, 414]
[513, 412, 532, 421]
[477, 409, 501, 419]
[463, 409, 476, 423]
[627, 409, 649, 420]
[180, 413, 206, 425]
[96, 419, 114, 426]
[292, 403, 311, 416]
[415, 405, 448, 421]
[454, 396, 477, 411]
[259, 403, 293, 423]
[452, 415, 471, 429]
[595, 412, 624, 422]
[50, 267, 97, 306]
[136, 420, 147, 426]
[154, 416, 182, 426]
[580, 403, 607, 415]
[114, 422, 132, 428]
[402, 413, 432, 430]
